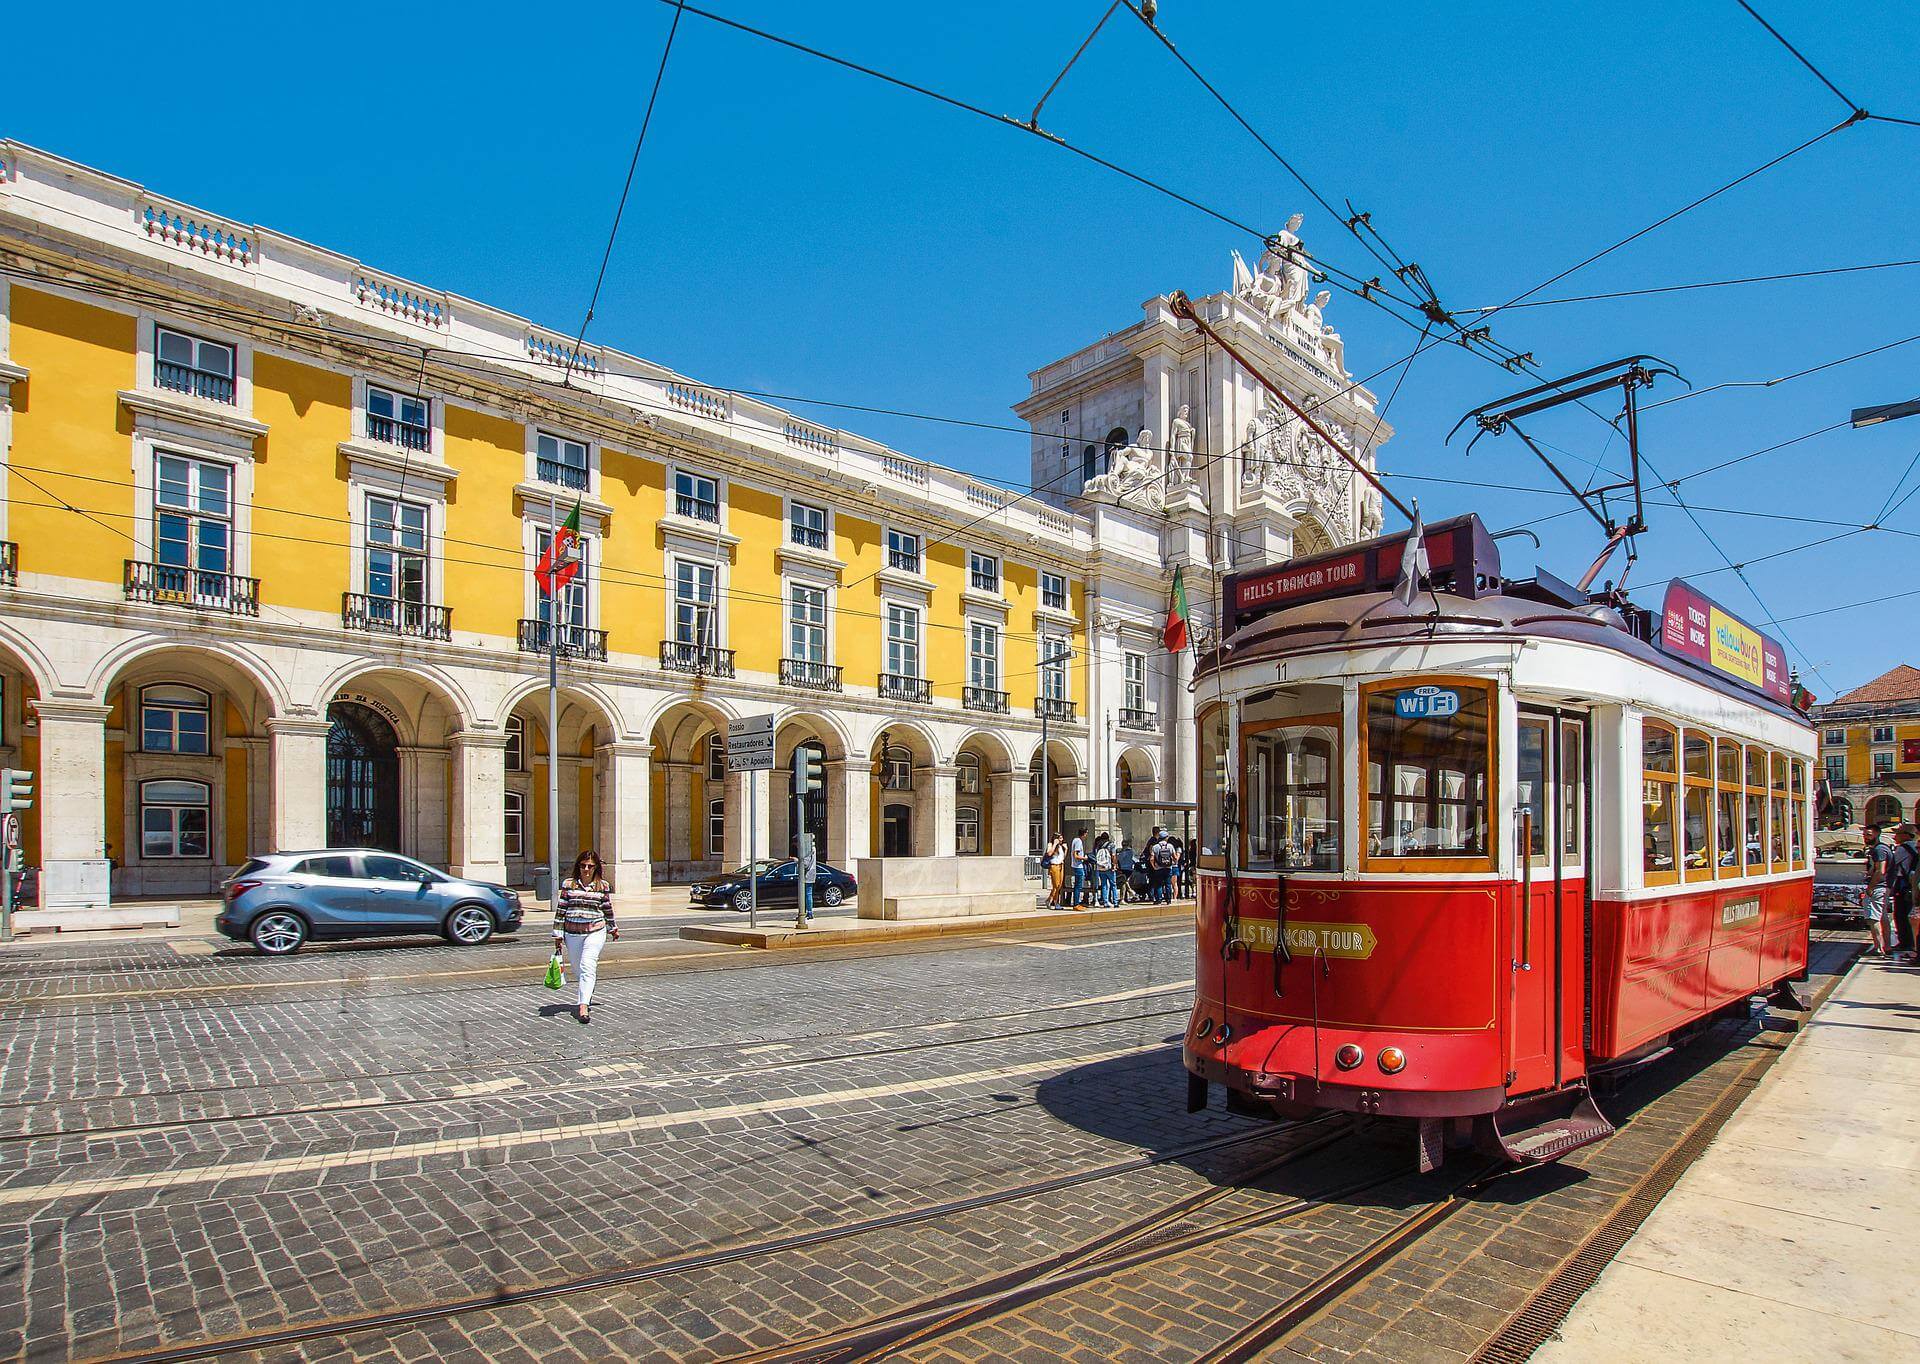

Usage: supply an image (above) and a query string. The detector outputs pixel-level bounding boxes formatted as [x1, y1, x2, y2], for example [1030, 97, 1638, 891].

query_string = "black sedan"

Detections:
[690, 859, 857, 912]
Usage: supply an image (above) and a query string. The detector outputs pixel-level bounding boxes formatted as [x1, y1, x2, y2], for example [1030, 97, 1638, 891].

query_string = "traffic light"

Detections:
[0, 768, 30, 813]
[794, 748, 825, 797]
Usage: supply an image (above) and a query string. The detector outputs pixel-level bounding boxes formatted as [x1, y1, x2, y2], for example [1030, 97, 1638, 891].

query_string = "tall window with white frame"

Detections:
[969, 622, 1000, 704]
[969, 551, 1000, 593]
[141, 779, 211, 860]
[707, 799, 725, 861]
[1123, 651, 1148, 721]
[673, 560, 718, 665]
[534, 525, 590, 649]
[152, 453, 234, 606]
[1825, 752, 1846, 786]
[367, 385, 430, 451]
[362, 495, 431, 634]
[675, 470, 719, 524]
[886, 529, 921, 574]
[1039, 637, 1068, 703]
[707, 732, 725, 783]
[503, 790, 525, 859]
[789, 501, 828, 550]
[536, 431, 588, 490]
[885, 605, 921, 686]
[154, 326, 235, 404]
[142, 684, 211, 754]
[505, 715, 525, 772]
[1041, 571, 1067, 612]
[787, 583, 829, 685]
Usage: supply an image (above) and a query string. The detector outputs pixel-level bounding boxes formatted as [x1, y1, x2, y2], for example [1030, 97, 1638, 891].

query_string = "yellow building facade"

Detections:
[0, 143, 1385, 919]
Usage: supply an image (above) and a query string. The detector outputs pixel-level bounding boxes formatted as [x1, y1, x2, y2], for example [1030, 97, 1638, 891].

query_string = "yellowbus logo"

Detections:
[1708, 608, 1764, 688]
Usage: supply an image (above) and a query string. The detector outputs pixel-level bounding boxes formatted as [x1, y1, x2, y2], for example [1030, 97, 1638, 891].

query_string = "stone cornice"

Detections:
[339, 438, 459, 489]
[117, 387, 268, 440]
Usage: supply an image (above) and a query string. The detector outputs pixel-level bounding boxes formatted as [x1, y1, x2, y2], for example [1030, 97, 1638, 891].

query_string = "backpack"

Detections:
[1890, 843, 1918, 897]
[1094, 845, 1113, 871]
[1151, 841, 1175, 870]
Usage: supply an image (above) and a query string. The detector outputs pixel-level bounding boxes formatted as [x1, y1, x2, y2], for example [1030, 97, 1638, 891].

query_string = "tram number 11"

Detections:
[1392, 685, 1460, 720]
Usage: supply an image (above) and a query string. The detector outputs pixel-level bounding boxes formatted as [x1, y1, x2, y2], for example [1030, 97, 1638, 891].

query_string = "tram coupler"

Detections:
[1187, 1073, 1209, 1113]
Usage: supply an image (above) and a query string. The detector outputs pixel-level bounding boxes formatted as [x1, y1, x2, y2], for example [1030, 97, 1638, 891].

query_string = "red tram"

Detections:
[1182, 515, 1816, 1169]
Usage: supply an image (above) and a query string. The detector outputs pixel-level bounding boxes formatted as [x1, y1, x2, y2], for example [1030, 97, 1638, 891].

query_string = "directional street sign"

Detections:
[726, 714, 776, 772]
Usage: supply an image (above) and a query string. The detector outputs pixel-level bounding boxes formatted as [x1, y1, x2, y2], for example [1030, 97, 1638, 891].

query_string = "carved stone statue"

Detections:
[1084, 427, 1162, 508]
[1359, 488, 1384, 538]
[1167, 404, 1197, 488]
[1234, 213, 1311, 320]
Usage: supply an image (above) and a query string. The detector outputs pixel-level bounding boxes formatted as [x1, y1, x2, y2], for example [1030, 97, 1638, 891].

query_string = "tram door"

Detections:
[1513, 711, 1588, 1095]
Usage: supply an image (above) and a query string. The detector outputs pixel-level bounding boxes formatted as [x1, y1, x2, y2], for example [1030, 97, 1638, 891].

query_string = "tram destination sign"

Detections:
[1656, 582, 1790, 703]
[1225, 514, 1501, 631]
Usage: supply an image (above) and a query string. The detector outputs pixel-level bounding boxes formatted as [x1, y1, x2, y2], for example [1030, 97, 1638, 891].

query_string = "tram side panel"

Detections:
[1588, 877, 1814, 1059]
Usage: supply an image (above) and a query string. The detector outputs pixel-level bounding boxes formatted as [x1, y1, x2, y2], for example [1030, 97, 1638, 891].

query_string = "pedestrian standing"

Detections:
[553, 849, 617, 1024]
[1148, 828, 1175, 903]
[1894, 824, 1920, 963]
[794, 834, 817, 924]
[1862, 823, 1891, 956]
[1069, 827, 1089, 907]
[1093, 832, 1117, 906]
[1046, 833, 1068, 906]
[1117, 838, 1137, 902]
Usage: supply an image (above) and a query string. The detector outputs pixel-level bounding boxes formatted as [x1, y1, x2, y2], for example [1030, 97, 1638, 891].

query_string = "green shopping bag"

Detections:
[544, 952, 565, 990]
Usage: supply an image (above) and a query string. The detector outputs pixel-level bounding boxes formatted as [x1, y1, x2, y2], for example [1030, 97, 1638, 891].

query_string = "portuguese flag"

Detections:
[535, 501, 583, 596]
[1163, 565, 1191, 652]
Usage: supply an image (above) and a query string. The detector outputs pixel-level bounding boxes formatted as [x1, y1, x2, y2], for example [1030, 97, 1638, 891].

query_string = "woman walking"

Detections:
[553, 850, 617, 1024]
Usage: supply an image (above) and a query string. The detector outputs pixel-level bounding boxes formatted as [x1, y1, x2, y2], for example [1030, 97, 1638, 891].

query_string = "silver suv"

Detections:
[216, 850, 523, 955]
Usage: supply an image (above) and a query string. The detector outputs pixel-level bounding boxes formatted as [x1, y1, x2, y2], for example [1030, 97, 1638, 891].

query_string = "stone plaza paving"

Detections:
[0, 915, 1867, 1363]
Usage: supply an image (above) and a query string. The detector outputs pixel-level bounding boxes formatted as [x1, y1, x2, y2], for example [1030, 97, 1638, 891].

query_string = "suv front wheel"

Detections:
[250, 910, 308, 956]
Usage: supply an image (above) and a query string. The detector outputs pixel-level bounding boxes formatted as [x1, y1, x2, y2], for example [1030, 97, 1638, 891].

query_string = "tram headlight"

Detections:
[1377, 1046, 1407, 1074]
[1334, 1044, 1364, 1071]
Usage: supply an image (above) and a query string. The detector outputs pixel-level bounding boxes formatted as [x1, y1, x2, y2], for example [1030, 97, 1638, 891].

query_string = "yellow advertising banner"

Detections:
[1708, 607, 1765, 689]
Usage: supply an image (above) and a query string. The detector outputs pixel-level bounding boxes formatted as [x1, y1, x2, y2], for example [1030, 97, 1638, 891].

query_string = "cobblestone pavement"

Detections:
[0, 918, 1863, 1363]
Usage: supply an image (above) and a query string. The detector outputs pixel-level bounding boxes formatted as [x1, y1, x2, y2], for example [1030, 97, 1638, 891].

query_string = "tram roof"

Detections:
[1210, 517, 1811, 728]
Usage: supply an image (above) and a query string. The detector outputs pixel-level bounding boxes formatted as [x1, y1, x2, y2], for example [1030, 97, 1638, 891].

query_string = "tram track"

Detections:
[79, 1116, 1350, 1364]
[0, 980, 1196, 1145]
[0, 1000, 1193, 1151]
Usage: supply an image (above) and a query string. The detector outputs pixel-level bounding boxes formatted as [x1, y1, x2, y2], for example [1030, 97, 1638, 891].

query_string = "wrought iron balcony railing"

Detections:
[343, 593, 451, 641]
[660, 639, 735, 677]
[1036, 697, 1077, 722]
[675, 493, 720, 524]
[964, 685, 1010, 714]
[535, 457, 589, 491]
[154, 360, 234, 404]
[788, 523, 828, 550]
[779, 658, 843, 692]
[878, 673, 931, 703]
[124, 560, 259, 615]
[518, 618, 608, 660]
[1118, 706, 1158, 731]
[0, 541, 16, 587]
[366, 414, 431, 451]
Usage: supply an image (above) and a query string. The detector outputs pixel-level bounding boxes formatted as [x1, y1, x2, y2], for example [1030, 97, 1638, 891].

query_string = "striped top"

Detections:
[553, 878, 614, 933]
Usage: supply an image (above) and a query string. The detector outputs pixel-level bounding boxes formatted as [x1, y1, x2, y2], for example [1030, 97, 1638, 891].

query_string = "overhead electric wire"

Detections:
[1644, 329, 1920, 411]
[560, 0, 688, 385]
[1662, 421, 1849, 486]
[1732, 0, 1863, 116]
[1460, 257, 1920, 311]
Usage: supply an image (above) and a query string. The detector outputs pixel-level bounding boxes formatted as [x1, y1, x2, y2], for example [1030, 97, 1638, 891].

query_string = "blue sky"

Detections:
[6, 1, 1918, 697]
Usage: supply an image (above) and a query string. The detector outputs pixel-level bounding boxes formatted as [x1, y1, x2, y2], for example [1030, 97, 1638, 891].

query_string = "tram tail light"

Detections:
[1377, 1046, 1407, 1074]
[1211, 1024, 1233, 1046]
[1334, 1044, 1364, 1071]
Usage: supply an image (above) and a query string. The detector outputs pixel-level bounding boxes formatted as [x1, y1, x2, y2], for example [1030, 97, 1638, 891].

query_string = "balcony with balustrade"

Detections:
[518, 619, 608, 661]
[535, 457, 589, 491]
[1118, 706, 1159, 732]
[879, 673, 931, 704]
[124, 561, 259, 615]
[779, 658, 842, 693]
[660, 639, 735, 677]
[1036, 697, 1077, 722]
[0, 542, 16, 587]
[154, 360, 234, 404]
[675, 492, 720, 524]
[367, 413, 431, 452]
[964, 685, 1010, 714]
[343, 593, 451, 641]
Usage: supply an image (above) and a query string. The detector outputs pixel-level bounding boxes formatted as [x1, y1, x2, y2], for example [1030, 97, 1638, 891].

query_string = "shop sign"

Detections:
[1243, 919, 1378, 959]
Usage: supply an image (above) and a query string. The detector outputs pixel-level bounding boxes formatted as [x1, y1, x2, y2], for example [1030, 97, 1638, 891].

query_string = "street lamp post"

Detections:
[1038, 643, 1074, 879]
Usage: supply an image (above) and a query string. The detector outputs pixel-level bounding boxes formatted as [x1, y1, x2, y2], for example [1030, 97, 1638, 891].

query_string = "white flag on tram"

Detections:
[1394, 503, 1428, 606]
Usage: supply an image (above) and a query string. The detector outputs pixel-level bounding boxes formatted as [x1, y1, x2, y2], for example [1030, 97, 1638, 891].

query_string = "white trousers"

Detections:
[559, 927, 607, 1007]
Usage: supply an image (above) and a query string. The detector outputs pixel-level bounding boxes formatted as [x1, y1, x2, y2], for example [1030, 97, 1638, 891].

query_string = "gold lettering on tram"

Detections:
[1241, 919, 1379, 959]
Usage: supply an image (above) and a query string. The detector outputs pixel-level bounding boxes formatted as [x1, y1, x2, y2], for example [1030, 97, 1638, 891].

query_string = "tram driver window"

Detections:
[1640, 722, 1678, 885]
[1197, 705, 1228, 864]
[1364, 680, 1492, 866]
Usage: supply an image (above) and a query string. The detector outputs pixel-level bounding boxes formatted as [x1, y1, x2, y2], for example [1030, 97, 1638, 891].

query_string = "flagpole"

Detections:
[548, 490, 561, 917]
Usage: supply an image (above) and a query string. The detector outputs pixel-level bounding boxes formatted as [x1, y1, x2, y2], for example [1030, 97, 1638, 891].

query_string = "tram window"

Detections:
[1641, 721, 1678, 886]
[1790, 761, 1808, 867]
[1682, 731, 1714, 883]
[1559, 722, 1583, 860]
[1743, 746, 1766, 874]
[1363, 679, 1492, 868]
[1244, 721, 1340, 871]
[1517, 719, 1549, 861]
[1715, 739, 1742, 879]
[1769, 753, 1789, 870]
[1197, 705, 1228, 864]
